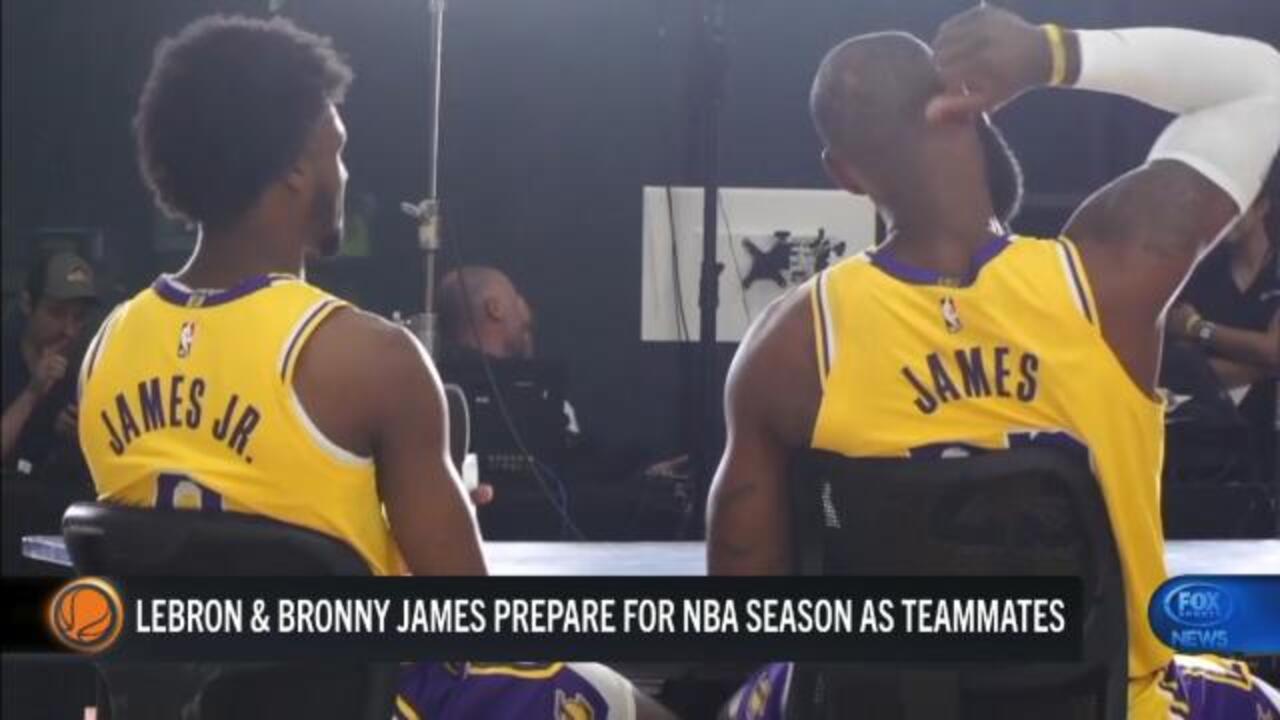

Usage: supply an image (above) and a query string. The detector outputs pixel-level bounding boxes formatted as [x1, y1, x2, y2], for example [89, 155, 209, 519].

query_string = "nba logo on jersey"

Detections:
[177, 321, 196, 358]
[940, 296, 962, 334]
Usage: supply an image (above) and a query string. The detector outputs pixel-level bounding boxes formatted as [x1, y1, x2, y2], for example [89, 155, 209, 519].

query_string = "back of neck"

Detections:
[877, 162, 1000, 278]
[175, 225, 304, 289]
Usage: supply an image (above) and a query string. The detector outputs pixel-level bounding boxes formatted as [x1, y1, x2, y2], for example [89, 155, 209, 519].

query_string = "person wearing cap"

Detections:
[1, 251, 98, 470]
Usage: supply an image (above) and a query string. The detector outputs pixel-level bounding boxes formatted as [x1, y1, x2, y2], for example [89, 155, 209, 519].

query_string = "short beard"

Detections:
[310, 187, 343, 258]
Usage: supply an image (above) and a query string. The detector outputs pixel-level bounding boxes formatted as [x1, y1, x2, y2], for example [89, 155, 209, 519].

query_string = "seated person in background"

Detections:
[2, 251, 96, 473]
[435, 266, 583, 538]
[80, 16, 663, 717]
[436, 265, 581, 436]
[1167, 166, 1278, 481]
[437, 266, 536, 364]
[709, 7, 1280, 718]
[436, 267, 691, 540]
[2, 251, 98, 575]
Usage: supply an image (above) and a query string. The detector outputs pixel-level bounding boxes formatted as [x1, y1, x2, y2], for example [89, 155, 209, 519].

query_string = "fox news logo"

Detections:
[1162, 582, 1234, 650]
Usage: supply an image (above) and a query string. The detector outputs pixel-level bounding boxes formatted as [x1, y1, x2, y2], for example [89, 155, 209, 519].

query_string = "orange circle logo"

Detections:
[47, 577, 124, 653]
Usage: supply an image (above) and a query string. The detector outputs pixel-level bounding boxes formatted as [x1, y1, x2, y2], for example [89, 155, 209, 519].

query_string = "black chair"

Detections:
[62, 502, 398, 720]
[1159, 339, 1277, 537]
[785, 447, 1127, 720]
[1163, 481, 1278, 538]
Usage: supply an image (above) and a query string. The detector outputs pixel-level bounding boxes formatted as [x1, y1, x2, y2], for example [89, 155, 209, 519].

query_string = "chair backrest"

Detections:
[786, 447, 1127, 720]
[62, 502, 397, 720]
[63, 502, 373, 577]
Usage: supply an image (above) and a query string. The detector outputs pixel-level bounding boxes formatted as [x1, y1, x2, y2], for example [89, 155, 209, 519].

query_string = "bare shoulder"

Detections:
[293, 306, 442, 456]
[746, 283, 813, 348]
[300, 306, 432, 386]
[727, 283, 821, 446]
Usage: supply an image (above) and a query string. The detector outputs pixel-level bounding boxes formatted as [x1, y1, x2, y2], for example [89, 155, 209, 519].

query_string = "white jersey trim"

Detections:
[564, 662, 637, 720]
[287, 387, 374, 467]
[1054, 242, 1091, 323]
[278, 297, 370, 467]
[818, 271, 837, 371]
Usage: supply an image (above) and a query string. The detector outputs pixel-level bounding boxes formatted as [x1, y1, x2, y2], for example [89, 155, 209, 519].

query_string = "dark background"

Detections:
[4, 0, 1279, 476]
[2, 3, 1278, 717]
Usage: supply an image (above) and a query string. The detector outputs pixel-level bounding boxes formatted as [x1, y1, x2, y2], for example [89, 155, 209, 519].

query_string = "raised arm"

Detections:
[933, 7, 1280, 391]
[294, 308, 487, 576]
[1060, 27, 1280, 389]
[707, 288, 821, 576]
[2, 348, 67, 462]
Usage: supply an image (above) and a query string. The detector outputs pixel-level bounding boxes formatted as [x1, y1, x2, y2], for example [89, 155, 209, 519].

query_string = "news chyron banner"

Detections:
[7, 577, 1088, 662]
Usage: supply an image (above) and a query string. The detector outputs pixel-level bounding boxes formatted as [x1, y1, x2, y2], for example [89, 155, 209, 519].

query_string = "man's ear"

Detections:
[822, 148, 867, 196]
[284, 132, 320, 193]
[283, 159, 309, 193]
[483, 296, 504, 322]
[925, 84, 988, 125]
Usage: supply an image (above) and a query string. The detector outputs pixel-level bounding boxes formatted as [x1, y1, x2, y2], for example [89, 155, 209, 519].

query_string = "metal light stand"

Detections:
[400, 0, 448, 354]
[688, 0, 727, 538]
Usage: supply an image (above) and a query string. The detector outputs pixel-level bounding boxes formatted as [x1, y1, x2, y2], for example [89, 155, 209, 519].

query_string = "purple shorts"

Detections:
[395, 662, 635, 719]
[1157, 655, 1280, 719]
[726, 657, 1280, 719]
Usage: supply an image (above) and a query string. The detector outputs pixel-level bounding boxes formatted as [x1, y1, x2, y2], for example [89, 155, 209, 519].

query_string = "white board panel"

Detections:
[640, 186, 876, 342]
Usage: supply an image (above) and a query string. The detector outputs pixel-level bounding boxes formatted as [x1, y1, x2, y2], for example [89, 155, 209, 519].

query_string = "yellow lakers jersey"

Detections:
[78, 274, 404, 576]
[809, 235, 1171, 705]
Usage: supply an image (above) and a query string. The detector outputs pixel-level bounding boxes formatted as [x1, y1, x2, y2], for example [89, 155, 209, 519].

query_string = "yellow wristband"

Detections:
[1043, 23, 1067, 86]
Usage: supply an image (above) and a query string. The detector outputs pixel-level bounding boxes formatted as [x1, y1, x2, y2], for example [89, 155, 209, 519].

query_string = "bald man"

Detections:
[438, 266, 534, 361]
[711, 6, 1280, 719]
[436, 265, 582, 438]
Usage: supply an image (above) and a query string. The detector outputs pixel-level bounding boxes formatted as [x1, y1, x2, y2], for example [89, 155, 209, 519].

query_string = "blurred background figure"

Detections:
[1165, 168, 1278, 475]
[2, 251, 96, 473]
[435, 266, 579, 538]
[434, 265, 691, 539]
[436, 264, 576, 436]
[1160, 166, 1278, 537]
[2, 250, 98, 575]
[437, 266, 535, 362]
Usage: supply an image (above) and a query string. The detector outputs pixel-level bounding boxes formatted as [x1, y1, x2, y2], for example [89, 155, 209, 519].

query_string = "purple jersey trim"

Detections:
[1053, 238, 1095, 324]
[152, 273, 289, 308]
[869, 234, 1011, 287]
[278, 299, 340, 380]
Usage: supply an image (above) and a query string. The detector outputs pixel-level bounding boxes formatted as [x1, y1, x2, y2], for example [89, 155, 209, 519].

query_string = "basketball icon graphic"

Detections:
[48, 577, 124, 653]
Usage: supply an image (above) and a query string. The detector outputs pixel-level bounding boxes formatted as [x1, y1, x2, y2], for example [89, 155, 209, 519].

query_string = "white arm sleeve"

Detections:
[1074, 28, 1280, 211]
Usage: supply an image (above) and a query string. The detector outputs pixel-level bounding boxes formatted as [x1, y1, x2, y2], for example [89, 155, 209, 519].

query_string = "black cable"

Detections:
[667, 187, 702, 539]
[444, 235, 587, 541]
[717, 190, 752, 322]
[666, 186, 691, 341]
[533, 458, 573, 540]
